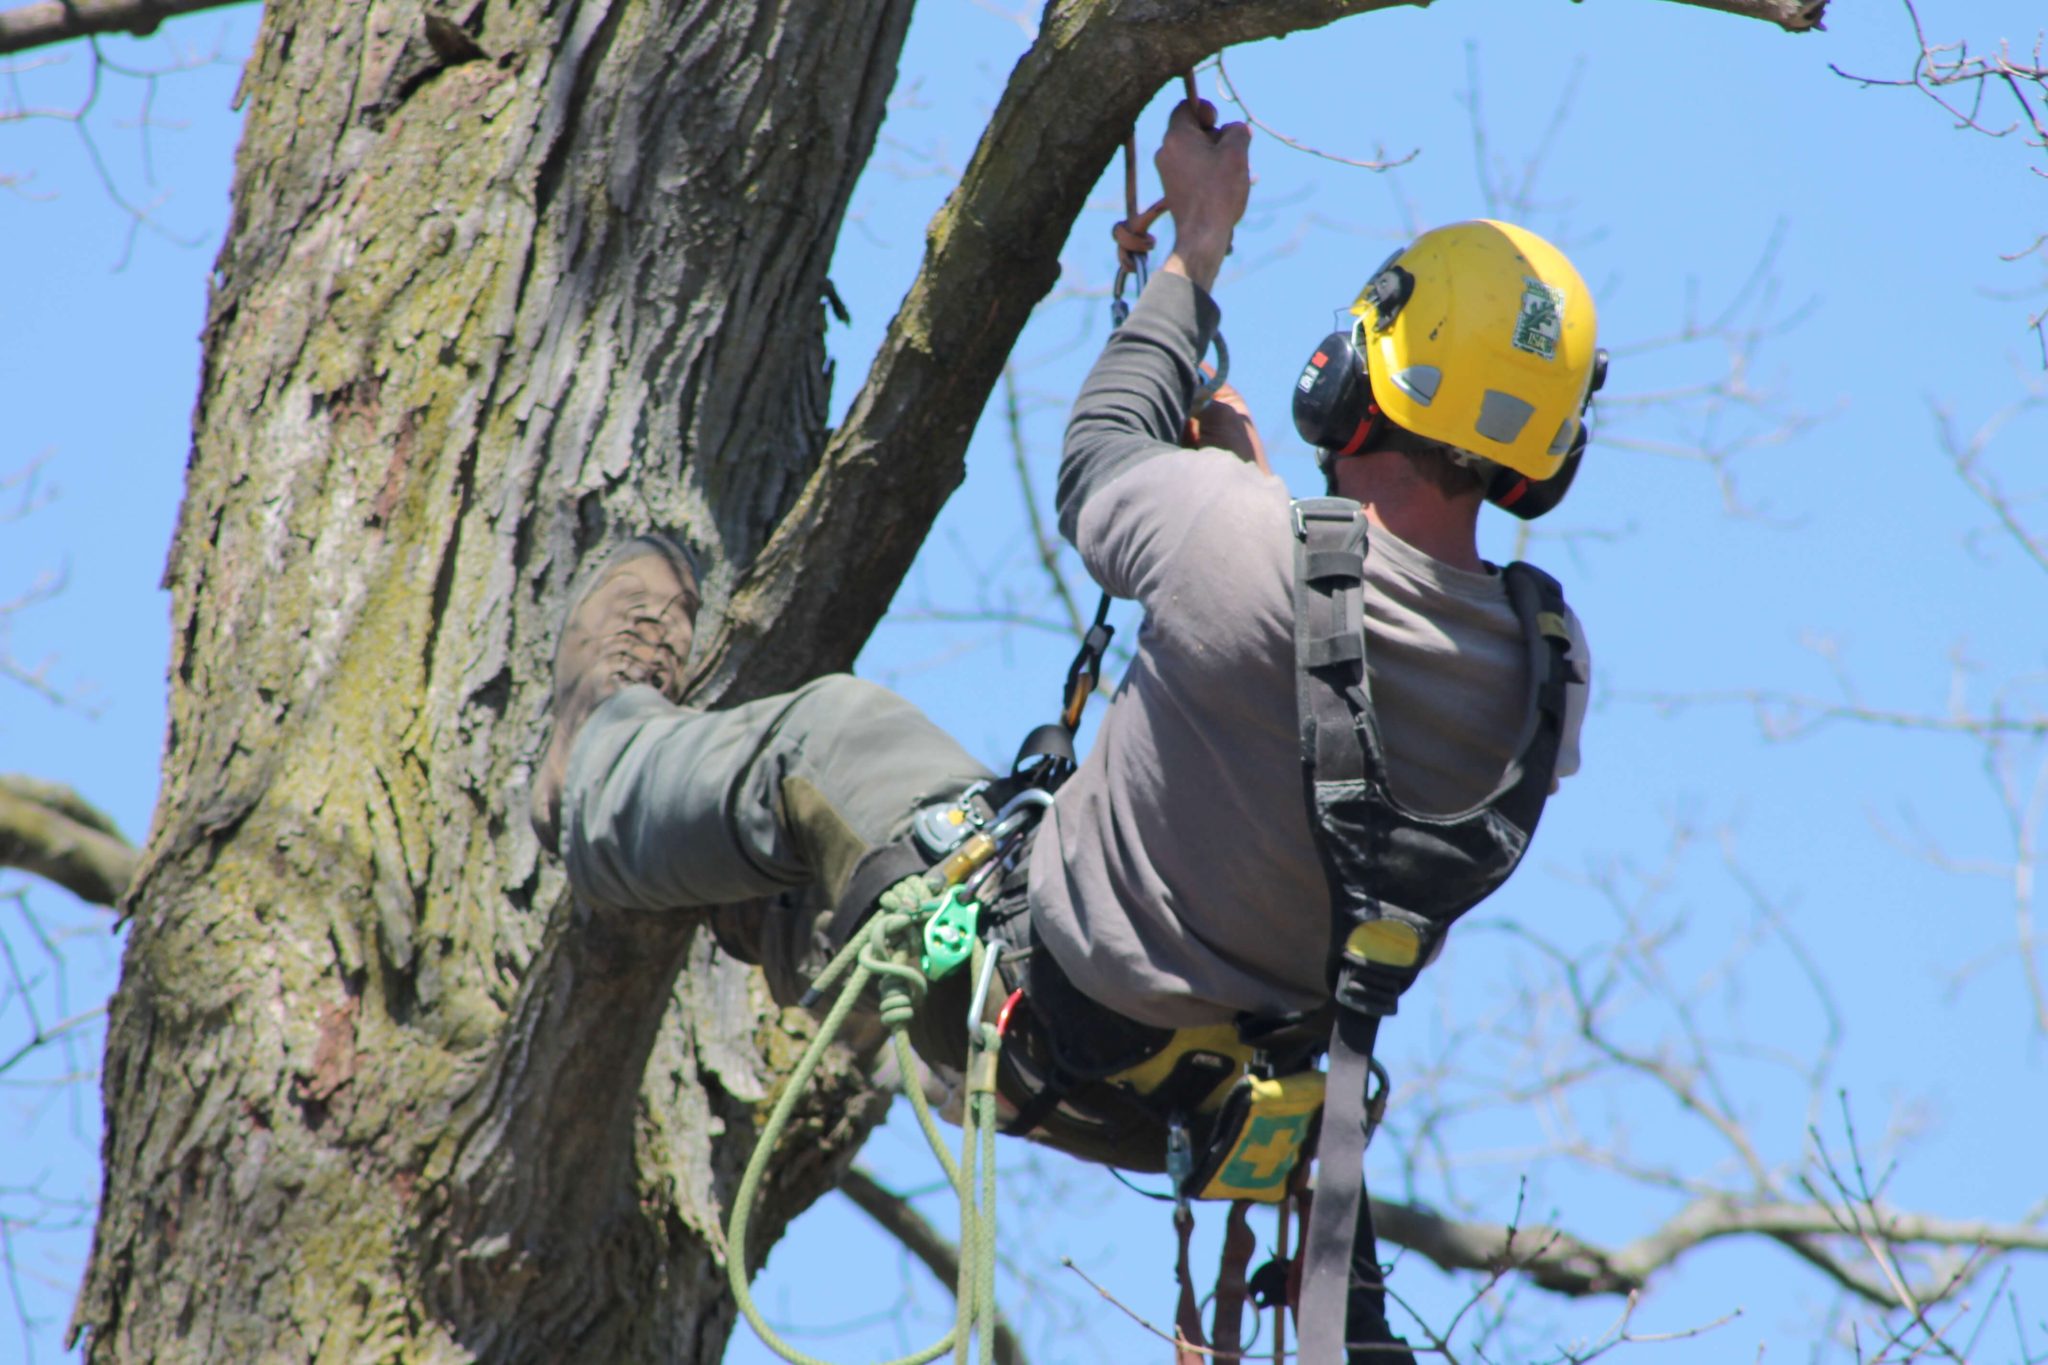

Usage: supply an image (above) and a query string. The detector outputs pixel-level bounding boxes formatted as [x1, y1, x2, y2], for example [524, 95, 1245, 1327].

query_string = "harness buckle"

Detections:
[1333, 963, 1405, 1019]
[1364, 1056, 1392, 1146]
[1291, 497, 1359, 542]
[909, 780, 991, 861]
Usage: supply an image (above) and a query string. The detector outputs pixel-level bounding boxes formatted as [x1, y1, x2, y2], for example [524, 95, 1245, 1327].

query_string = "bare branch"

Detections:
[1210, 51, 1417, 172]
[0, 776, 136, 908]
[1833, 2, 2048, 361]
[1624, 688, 2048, 741]
[1, 16, 233, 263]
[1374, 1197, 1639, 1298]
[0, 0, 249, 57]
[839, 1166, 1028, 1365]
[1657, 0, 1827, 34]
[1001, 364, 1088, 644]
[1371, 1186, 2048, 1309]
[0, 569, 72, 706]
[1937, 383, 2048, 577]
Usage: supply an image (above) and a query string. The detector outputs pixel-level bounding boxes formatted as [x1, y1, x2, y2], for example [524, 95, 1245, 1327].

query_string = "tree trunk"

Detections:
[71, 0, 1817, 1360]
[75, 1, 912, 1358]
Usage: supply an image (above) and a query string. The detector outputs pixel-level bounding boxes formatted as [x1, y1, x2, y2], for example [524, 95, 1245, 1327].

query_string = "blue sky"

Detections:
[4, 1, 2046, 1361]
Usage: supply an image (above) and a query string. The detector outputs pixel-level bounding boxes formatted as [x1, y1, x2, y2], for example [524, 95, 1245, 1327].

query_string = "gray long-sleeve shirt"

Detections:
[1026, 271, 1590, 1028]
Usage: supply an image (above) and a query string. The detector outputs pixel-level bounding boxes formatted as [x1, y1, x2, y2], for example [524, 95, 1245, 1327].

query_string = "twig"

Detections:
[1210, 52, 1416, 172]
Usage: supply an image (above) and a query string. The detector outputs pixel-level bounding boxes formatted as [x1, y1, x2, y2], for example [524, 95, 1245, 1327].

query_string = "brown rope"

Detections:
[1112, 137, 1166, 275]
[1111, 70, 1203, 280]
[1209, 1201, 1258, 1358]
[1173, 1206, 1208, 1363]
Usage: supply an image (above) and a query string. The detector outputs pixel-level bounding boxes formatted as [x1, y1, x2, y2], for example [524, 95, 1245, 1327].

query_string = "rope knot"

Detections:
[877, 986, 916, 1030]
[1111, 218, 1158, 273]
[1111, 199, 1167, 276]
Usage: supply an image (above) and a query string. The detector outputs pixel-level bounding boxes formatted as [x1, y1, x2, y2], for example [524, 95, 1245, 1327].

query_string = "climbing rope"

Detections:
[1051, 71, 1241, 754]
[726, 883, 1014, 1365]
[730, 72, 1262, 1365]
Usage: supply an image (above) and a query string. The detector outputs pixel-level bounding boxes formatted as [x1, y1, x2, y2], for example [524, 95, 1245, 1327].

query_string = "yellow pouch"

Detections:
[1185, 1071, 1326, 1203]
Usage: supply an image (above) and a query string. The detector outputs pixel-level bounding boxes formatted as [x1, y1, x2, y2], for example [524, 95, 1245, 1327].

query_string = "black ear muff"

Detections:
[1485, 346, 1609, 521]
[1487, 437, 1584, 521]
[1293, 330, 1380, 458]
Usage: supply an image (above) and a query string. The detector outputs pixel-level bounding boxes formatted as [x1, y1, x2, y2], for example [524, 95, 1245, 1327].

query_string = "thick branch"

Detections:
[0, 774, 136, 908]
[1655, 0, 1827, 31]
[1374, 1198, 1642, 1298]
[0, 0, 252, 56]
[1376, 1194, 2048, 1303]
[690, 0, 1826, 703]
[839, 1167, 1028, 1365]
[691, 0, 1402, 701]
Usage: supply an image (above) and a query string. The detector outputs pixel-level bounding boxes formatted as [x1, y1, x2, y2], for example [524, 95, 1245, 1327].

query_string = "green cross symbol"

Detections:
[1218, 1113, 1309, 1191]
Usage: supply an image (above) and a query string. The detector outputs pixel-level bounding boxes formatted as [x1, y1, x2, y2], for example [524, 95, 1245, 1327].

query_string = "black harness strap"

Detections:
[1302, 1007, 1386, 1360]
[1291, 499, 1393, 1363]
[1290, 497, 1573, 1362]
[824, 842, 933, 955]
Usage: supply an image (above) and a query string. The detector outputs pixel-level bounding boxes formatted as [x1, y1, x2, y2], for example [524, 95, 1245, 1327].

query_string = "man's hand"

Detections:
[1183, 381, 1271, 474]
[1156, 98, 1251, 293]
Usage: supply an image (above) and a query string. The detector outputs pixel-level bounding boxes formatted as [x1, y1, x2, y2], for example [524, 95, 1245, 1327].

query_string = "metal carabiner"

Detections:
[1193, 329, 1230, 407]
[1110, 250, 1150, 330]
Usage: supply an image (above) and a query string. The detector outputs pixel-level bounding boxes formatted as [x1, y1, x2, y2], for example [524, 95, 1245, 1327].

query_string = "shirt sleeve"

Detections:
[1057, 271, 1222, 578]
[1071, 447, 1286, 611]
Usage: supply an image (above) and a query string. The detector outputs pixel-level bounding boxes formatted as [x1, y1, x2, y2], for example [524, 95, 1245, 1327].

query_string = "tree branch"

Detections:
[1374, 1197, 1643, 1298]
[1375, 1193, 2048, 1304]
[839, 1166, 1028, 1365]
[1656, 0, 1827, 32]
[0, 774, 135, 908]
[689, 0, 1829, 703]
[0, 0, 252, 56]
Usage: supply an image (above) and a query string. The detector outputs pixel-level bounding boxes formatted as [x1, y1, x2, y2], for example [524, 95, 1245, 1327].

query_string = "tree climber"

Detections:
[528, 97, 1597, 1364]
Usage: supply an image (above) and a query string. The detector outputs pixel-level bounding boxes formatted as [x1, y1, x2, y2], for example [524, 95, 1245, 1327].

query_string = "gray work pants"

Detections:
[559, 676, 1191, 1171]
[559, 675, 992, 994]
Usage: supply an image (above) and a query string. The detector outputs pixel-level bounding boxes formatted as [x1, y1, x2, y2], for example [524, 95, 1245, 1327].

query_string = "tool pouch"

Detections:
[1182, 1071, 1326, 1204]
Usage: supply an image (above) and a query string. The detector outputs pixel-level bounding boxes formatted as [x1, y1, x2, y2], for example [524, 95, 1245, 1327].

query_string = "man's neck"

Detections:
[1331, 453, 1486, 574]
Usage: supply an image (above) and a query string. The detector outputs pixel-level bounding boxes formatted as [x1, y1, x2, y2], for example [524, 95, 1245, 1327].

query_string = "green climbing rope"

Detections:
[726, 893, 1010, 1365]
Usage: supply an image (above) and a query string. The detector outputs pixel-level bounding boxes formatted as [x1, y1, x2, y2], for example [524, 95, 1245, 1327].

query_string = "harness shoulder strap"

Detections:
[1291, 498, 1374, 788]
[1290, 504, 1575, 1361]
[1290, 498, 1409, 1361]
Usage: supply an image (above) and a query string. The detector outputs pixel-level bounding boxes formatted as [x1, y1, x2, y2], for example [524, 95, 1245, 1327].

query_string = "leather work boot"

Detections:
[530, 534, 700, 856]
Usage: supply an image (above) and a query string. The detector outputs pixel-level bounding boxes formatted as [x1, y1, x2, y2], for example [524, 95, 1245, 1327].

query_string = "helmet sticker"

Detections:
[1511, 278, 1565, 360]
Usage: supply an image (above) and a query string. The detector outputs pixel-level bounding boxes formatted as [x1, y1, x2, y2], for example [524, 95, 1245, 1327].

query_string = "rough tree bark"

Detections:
[62, 0, 1824, 1361]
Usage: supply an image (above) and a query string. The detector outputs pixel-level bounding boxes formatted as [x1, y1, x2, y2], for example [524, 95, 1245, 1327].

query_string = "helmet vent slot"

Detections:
[1390, 365, 1441, 406]
[1474, 390, 1535, 444]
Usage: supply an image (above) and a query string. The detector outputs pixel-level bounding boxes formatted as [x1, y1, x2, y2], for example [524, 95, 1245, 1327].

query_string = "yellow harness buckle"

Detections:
[1186, 1071, 1327, 1203]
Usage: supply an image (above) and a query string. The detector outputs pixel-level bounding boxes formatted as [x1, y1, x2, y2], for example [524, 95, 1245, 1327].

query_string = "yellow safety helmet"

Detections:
[1349, 220, 1599, 482]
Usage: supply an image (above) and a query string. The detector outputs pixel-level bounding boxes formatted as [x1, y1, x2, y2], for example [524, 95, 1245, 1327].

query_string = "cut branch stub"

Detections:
[0, 774, 136, 909]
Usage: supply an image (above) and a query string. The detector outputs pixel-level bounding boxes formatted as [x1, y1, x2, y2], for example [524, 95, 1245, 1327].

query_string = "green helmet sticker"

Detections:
[1512, 277, 1565, 360]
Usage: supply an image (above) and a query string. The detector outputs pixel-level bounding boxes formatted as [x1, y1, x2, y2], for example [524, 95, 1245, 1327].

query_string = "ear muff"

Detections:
[1485, 346, 1609, 521]
[1292, 330, 1381, 460]
[1296, 332, 1610, 521]
[1485, 435, 1583, 520]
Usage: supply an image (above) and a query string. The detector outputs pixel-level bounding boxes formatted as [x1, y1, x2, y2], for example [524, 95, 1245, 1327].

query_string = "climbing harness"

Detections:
[1289, 497, 1575, 1360]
